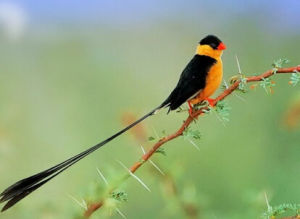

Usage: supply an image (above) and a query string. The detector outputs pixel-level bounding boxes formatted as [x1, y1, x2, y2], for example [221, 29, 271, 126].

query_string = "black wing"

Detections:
[161, 55, 216, 111]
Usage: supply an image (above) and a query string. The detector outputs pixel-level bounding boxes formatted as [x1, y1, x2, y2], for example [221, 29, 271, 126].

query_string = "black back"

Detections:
[161, 55, 216, 111]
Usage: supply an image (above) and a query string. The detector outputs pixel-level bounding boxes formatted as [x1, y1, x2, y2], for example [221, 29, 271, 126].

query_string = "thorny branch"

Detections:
[84, 66, 300, 218]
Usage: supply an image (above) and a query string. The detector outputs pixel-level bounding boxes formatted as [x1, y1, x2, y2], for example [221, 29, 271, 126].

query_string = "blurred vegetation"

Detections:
[0, 7, 300, 219]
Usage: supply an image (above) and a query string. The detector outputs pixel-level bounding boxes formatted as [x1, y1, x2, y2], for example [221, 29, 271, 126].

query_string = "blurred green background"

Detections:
[0, 1, 300, 218]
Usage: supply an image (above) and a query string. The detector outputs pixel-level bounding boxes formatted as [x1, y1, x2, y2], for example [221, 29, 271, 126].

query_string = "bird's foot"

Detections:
[204, 98, 216, 107]
[187, 100, 194, 117]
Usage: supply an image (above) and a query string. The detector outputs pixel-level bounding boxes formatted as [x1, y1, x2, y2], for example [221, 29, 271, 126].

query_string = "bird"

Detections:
[0, 35, 226, 212]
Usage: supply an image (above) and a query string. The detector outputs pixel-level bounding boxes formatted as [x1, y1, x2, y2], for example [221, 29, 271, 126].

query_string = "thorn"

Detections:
[96, 167, 109, 186]
[192, 117, 202, 130]
[235, 54, 242, 75]
[213, 110, 226, 127]
[68, 194, 88, 210]
[116, 207, 127, 219]
[116, 160, 151, 192]
[264, 191, 271, 211]
[187, 139, 200, 151]
[141, 146, 165, 175]
[233, 93, 247, 103]
[223, 79, 229, 89]
[148, 160, 165, 175]
[150, 126, 159, 139]
[82, 199, 88, 210]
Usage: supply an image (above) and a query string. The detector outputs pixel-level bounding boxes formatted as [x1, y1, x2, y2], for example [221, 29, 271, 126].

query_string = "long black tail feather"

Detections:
[0, 105, 163, 212]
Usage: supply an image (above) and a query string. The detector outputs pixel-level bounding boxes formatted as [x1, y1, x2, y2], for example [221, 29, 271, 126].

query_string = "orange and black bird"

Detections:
[0, 35, 226, 211]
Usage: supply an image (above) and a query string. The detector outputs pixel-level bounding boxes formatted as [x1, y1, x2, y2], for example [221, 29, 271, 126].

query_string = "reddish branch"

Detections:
[84, 66, 300, 218]
[280, 216, 300, 219]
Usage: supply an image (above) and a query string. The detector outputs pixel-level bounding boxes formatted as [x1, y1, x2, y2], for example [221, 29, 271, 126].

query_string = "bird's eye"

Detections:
[210, 43, 217, 49]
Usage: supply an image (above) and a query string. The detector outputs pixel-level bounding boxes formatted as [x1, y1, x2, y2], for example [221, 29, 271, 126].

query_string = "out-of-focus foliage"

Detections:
[263, 203, 300, 218]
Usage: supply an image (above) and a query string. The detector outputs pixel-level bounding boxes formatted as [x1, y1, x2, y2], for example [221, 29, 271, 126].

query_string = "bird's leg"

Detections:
[204, 98, 216, 107]
[187, 100, 193, 116]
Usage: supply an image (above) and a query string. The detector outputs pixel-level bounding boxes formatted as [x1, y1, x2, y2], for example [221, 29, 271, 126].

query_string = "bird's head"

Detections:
[196, 35, 226, 59]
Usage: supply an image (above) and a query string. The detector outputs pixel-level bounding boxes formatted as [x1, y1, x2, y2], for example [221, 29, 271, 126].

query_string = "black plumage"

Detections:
[199, 35, 222, 49]
[161, 55, 216, 111]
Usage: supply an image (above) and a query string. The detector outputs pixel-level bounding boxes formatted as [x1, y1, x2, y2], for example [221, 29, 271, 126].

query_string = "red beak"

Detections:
[217, 42, 226, 50]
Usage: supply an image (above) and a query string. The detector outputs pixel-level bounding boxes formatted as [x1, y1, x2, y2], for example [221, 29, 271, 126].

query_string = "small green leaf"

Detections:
[229, 74, 247, 93]
[183, 128, 201, 140]
[272, 58, 290, 74]
[259, 78, 276, 94]
[238, 76, 247, 92]
[262, 203, 300, 218]
[221, 84, 227, 91]
[155, 148, 166, 156]
[289, 72, 300, 86]
[148, 136, 155, 141]
[110, 191, 128, 202]
[215, 100, 231, 122]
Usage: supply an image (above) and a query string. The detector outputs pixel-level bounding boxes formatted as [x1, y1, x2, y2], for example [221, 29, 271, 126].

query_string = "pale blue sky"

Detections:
[7, 0, 300, 28]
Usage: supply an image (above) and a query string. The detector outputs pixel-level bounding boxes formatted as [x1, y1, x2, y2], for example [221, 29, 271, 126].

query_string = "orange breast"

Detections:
[190, 59, 223, 104]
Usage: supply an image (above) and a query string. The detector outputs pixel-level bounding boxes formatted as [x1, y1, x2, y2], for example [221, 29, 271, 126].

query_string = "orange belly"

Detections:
[190, 59, 223, 105]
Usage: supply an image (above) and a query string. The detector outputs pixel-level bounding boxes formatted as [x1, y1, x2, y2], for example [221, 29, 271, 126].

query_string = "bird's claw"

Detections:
[204, 98, 216, 107]
[187, 100, 194, 117]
